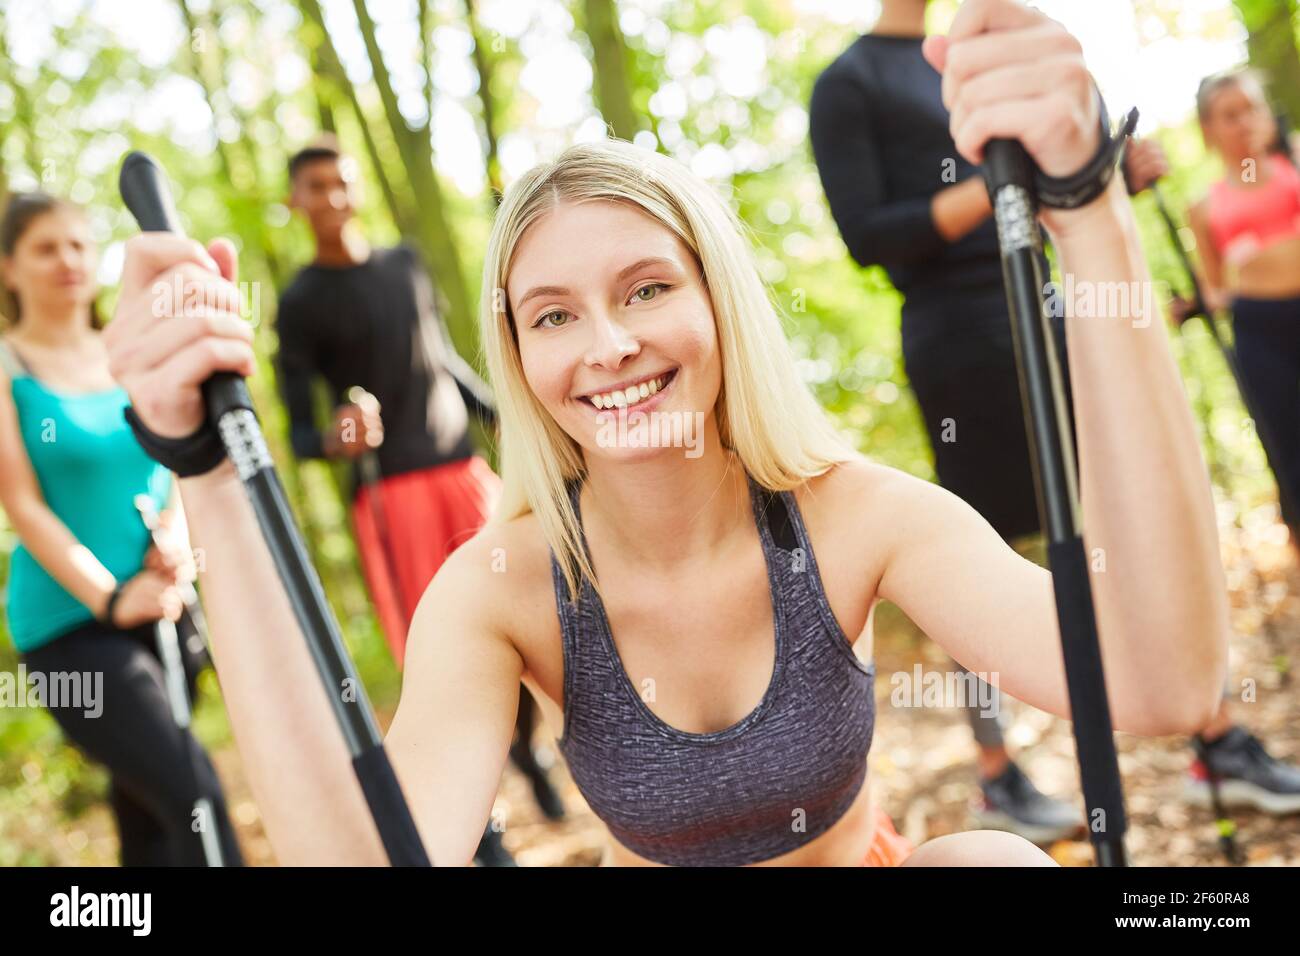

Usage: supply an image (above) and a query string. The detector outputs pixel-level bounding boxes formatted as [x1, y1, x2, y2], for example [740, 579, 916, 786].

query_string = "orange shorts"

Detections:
[862, 806, 914, 867]
[351, 455, 501, 667]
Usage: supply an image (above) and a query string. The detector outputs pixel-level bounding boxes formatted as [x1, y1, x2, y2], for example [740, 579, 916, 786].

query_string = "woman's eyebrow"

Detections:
[517, 284, 571, 308]
[516, 257, 681, 310]
[615, 256, 678, 280]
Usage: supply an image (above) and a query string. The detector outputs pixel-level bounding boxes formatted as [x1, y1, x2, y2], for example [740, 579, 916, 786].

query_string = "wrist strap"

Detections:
[100, 582, 126, 627]
[123, 406, 229, 478]
[1033, 92, 1140, 210]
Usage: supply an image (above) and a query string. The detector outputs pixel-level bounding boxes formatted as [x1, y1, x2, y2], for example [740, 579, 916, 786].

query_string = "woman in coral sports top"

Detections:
[1187, 68, 1300, 552]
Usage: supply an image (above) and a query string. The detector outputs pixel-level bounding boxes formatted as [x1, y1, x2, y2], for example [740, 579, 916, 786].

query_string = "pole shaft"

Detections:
[985, 138, 1129, 865]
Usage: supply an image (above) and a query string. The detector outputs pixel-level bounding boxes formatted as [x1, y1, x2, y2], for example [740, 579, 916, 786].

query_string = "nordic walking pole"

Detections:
[345, 387, 413, 632]
[984, 138, 1128, 867]
[119, 151, 432, 867]
[135, 495, 224, 867]
[1192, 734, 1245, 865]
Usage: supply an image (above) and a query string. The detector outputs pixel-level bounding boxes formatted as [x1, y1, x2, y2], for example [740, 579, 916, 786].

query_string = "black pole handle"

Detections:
[118, 152, 253, 424]
[984, 138, 1037, 197]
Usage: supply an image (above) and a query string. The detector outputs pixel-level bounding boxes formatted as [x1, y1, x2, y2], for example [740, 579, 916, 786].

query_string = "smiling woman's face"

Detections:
[508, 200, 721, 462]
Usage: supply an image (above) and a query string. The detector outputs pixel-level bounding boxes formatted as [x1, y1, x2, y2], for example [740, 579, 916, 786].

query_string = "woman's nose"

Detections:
[584, 310, 640, 368]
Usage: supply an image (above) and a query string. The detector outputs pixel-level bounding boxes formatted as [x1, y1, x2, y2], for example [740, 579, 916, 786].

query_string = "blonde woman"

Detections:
[104, 0, 1228, 867]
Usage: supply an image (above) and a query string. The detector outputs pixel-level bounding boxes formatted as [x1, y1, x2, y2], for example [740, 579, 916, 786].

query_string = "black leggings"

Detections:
[21, 615, 243, 866]
[1232, 296, 1300, 529]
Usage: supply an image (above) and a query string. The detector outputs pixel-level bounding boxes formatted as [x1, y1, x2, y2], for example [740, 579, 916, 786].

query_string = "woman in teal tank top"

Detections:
[0, 192, 242, 865]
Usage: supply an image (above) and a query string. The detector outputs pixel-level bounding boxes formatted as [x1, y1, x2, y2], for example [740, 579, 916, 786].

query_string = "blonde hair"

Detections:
[479, 139, 858, 603]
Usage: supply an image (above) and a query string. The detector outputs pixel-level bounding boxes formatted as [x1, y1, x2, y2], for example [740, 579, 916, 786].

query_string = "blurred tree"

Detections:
[465, 0, 504, 199]
[297, 0, 415, 238]
[0, 18, 42, 186]
[1232, 0, 1300, 123]
[0, 140, 14, 321]
[175, 0, 285, 286]
[309, 40, 338, 134]
[348, 0, 476, 356]
[580, 0, 643, 139]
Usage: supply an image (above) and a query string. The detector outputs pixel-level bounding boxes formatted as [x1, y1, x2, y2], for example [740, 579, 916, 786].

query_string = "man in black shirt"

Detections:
[276, 138, 565, 863]
[810, 0, 1087, 844]
[277, 139, 498, 663]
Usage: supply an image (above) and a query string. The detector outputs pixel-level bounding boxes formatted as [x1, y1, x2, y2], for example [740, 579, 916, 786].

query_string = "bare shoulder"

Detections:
[412, 507, 559, 659]
[793, 455, 962, 561]
[796, 455, 939, 525]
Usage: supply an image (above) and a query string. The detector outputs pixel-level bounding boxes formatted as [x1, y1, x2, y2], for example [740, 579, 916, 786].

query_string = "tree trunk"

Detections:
[581, 0, 640, 140]
[309, 40, 337, 133]
[176, 0, 284, 287]
[0, 142, 14, 322]
[1233, 0, 1300, 127]
[297, 0, 415, 238]
[350, 0, 476, 356]
[465, 0, 503, 199]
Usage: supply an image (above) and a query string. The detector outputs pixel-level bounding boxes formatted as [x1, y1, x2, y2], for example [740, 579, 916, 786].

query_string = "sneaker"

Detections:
[1184, 727, 1300, 815]
[974, 762, 1084, 844]
[511, 742, 567, 821]
[474, 825, 517, 867]
[527, 769, 567, 821]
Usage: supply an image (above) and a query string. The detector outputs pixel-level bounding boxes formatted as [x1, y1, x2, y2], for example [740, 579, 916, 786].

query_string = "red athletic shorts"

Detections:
[862, 806, 914, 867]
[351, 455, 501, 667]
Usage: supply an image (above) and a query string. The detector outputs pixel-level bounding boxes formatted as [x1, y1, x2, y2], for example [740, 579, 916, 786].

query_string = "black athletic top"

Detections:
[275, 245, 495, 488]
[809, 33, 1010, 354]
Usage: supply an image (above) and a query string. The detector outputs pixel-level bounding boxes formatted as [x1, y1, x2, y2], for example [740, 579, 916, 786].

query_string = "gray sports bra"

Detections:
[548, 471, 876, 866]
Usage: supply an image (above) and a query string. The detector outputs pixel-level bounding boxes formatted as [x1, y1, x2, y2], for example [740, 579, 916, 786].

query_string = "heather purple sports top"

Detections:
[548, 471, 877, 866]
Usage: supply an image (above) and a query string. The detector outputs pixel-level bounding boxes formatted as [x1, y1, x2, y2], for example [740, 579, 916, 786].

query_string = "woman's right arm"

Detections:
[106, 234, 515, 865]
[180, 458, 520, 865]
[0, 364, 122, 619]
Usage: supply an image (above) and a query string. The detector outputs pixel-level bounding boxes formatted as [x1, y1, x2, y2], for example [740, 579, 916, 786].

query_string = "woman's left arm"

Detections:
[1055, 177, 1227, 724]
[871, 183, 1228, 734]
[871, 0, 1228, 735]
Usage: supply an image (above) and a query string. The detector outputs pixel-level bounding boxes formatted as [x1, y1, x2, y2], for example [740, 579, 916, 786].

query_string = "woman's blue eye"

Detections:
[632, 283, 668, 303]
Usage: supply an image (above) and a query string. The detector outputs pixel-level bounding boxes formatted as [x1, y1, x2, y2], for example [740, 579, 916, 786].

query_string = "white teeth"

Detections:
[586, 372, 672, 409]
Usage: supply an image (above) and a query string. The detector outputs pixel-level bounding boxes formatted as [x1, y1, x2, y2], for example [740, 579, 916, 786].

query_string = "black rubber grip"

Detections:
[118, 151, 254, 420]
[983, 139, 1036, 194]
[353, 743, 433, 867]
[120, 152, 186, 234]
[1048, 535, 1128, 843]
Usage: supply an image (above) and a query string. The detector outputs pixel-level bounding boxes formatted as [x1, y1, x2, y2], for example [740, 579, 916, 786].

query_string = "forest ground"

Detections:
[10, 499, 1299, 868]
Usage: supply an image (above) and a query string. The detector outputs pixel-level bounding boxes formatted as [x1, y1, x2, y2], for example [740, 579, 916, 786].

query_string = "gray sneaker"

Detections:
[974, 762, 1084, 845]
[1184, 727, 1300, 815]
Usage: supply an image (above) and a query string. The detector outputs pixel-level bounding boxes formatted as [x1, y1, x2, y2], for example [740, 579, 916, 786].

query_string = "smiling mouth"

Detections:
[579, 368, 678, 411]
